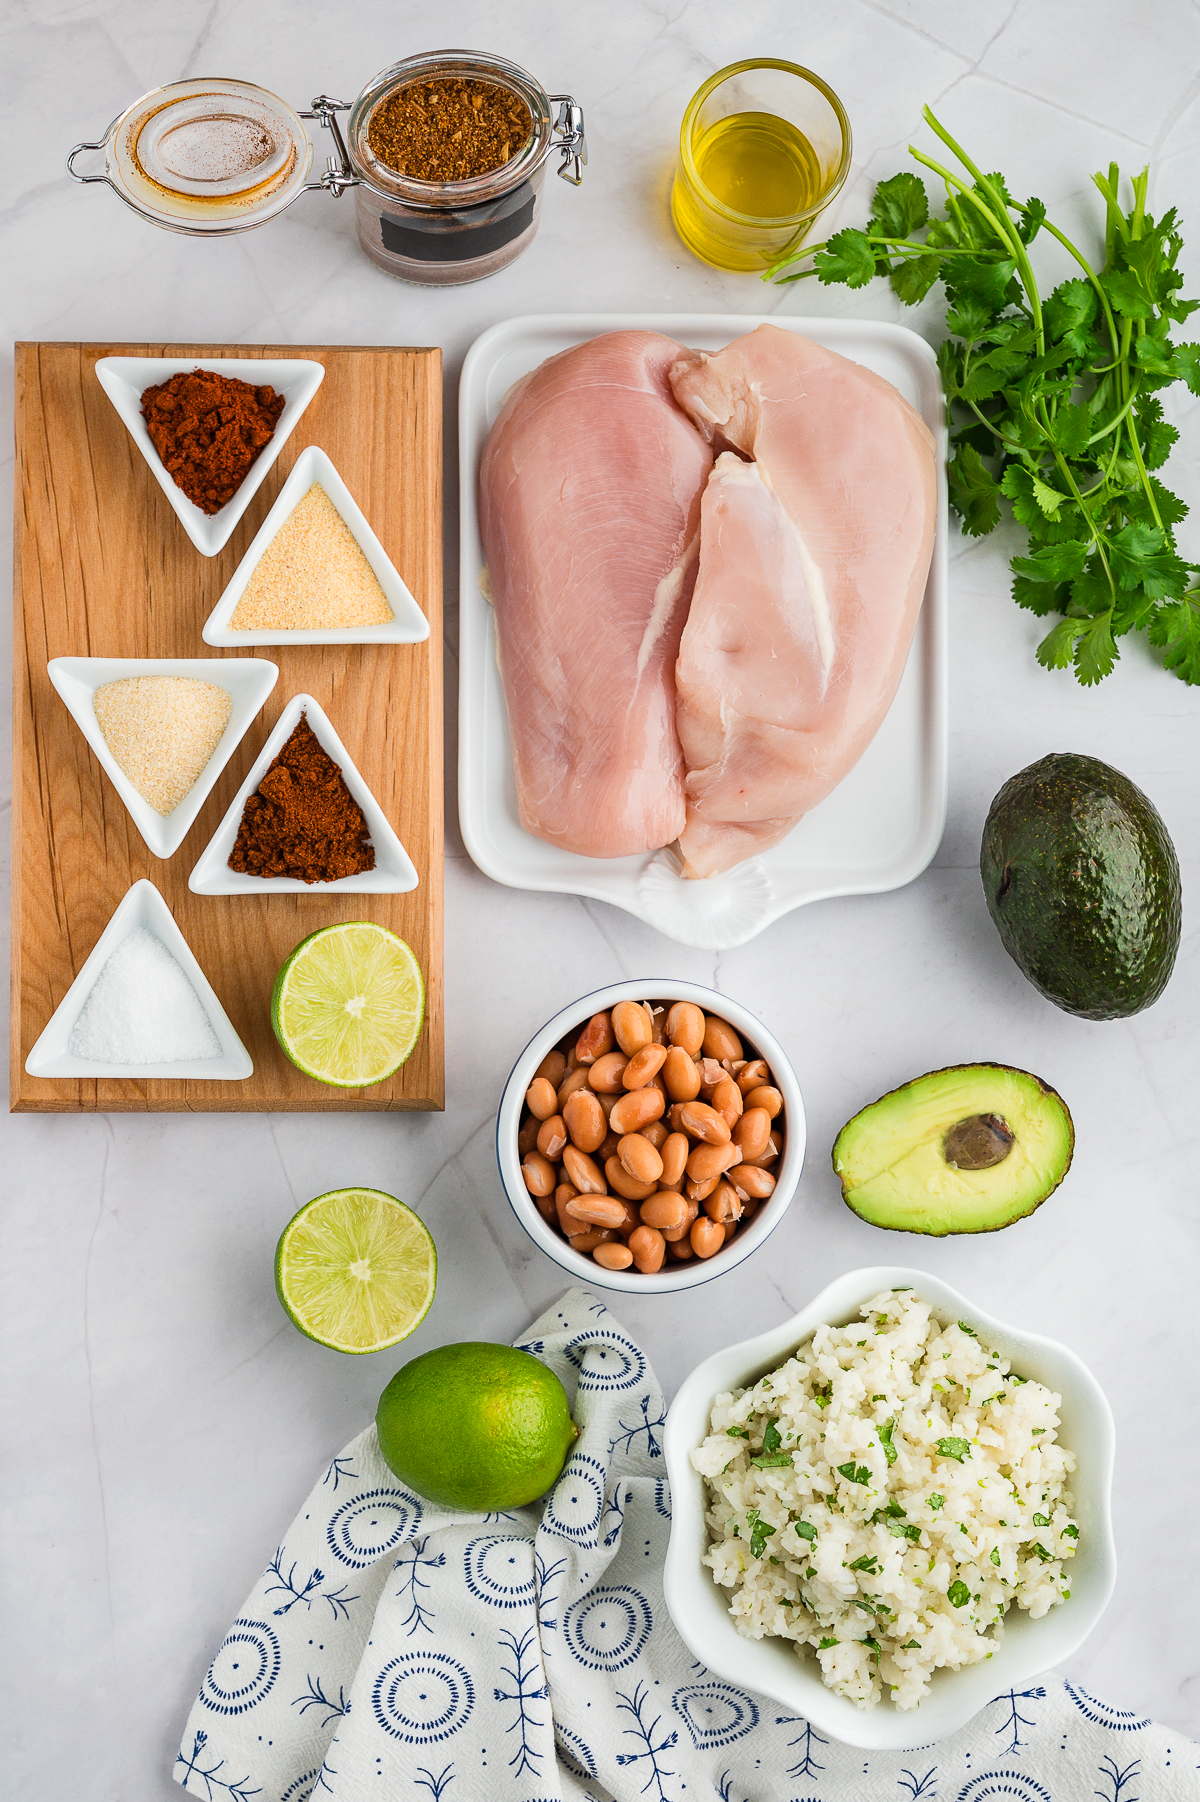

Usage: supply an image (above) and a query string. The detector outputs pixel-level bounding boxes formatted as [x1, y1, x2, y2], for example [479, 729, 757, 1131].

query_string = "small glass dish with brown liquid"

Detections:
[671, 59, 851, 273]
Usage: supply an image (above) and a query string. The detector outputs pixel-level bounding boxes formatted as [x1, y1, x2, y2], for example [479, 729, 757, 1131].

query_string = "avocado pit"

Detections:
[943, 1112, 1014, 1171]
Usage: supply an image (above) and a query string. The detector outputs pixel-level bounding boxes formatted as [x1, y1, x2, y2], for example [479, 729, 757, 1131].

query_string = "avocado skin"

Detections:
[833, 1062, 1074, 1237]
[980, 752, 1181, 1022]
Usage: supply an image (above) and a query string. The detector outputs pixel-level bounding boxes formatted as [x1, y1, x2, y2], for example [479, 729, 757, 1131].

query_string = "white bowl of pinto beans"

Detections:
[498, 981, 806, 1294]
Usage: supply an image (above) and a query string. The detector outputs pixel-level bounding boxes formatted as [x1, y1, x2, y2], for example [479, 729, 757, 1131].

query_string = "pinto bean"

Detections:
[609, 1086, 665, 1135]
[744, 1084, 782, 1119]
[733, 1107, 772, 1163]
[525, 1076, 559, 1121]
[686, 1172, 719, 1203]
[736, 1059, 770, 1095]
[563, 1088, 606, 1154]
[628, 1225, 666, 1274]
[639, 1191, 688, 1234]
[666, 1002, 705, 1055]
[588, 1051, 629, 1094]
[593, 1241, 634, 1270]
[697, 1057, 726, 1098]
[668, 1237, 695, 1260]
[622, 1044, 668, 1089]
[686, 1140, 740, 1184]
[732, 1165, 776, 1200]
[659, 1131, 690, 1188]
[535, 1048, 567, 1088]
[557, 1065, 591, 1110]
[536, 1115, 568, 1161]
[605, 1157, 658, 1202]
[650, 1007, 668, 1045]
[518, 1114, 540, 1157]
[704, 1180, 743, 1225]
[535, 1192, 559, 1225]
[676, 1100, 731, 1145]
[690, 1215, 725, 1258]
[575, 1012, 614, 1064]
[521, 1150, 557, 1197]
[570, 1227, 616, 1253]
[562, 1145, 607, 1194]
[640, 1119, 669, 1150]
[662, 1198, 699, 1241]
[702, 1015, 743, 1061]
[663, 1045, 703, 1102]
[618, 1134, 663, 1185]
[565, 1193, 628, 1230]
[555, 1185, 584, 1236]
[612, 1000, 654, 1056]
[711, 1077, 743, 1130]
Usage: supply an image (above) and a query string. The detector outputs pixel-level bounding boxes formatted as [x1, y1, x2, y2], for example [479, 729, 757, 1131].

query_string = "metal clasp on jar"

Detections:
[549, 96, 587, 185]
[300, 95, 360, 196]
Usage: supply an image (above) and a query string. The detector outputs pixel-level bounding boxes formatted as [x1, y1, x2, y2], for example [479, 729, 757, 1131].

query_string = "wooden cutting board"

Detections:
[12, 342, 443, 1112]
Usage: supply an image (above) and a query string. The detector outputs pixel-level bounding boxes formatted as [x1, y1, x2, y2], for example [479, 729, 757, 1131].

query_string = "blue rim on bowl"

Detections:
[496, 979, 806, 1294]
[662, 1265, 1117, 1749]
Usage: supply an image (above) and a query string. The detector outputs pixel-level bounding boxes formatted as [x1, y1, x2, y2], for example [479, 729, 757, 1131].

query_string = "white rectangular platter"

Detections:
[458, 313, 948, 950]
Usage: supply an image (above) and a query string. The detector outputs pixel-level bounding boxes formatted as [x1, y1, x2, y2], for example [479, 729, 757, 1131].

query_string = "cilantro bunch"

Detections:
[769, 107, 1200, 685]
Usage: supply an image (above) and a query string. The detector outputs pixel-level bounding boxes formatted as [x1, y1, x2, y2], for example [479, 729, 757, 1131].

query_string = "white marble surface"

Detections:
[2, 2, 1199, 1794]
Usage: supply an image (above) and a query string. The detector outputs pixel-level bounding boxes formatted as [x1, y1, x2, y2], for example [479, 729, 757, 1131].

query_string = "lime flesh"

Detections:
[272, 921, 424, 1087]
[275, 1188, 437, 1354]
[376, 1342, 578, 1510]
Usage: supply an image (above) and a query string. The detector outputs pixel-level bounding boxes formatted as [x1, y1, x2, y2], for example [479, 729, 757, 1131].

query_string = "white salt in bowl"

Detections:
[202, 445, 431, 646]
[94, 356, 324, 558]
[497, 980, 805, 1294]
[188, 692, 419, 895]
[663, 1266, 1116, 1750]
[47, 656, 279, 860]
[24, 879, 252, 1081]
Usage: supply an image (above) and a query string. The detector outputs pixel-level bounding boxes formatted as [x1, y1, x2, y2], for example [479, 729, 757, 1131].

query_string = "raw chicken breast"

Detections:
[479, 331, 713, 859]
[669, 325, 937, 878]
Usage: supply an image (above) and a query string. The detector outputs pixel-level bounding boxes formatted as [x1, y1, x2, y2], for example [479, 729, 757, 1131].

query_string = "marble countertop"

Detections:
[2, 1, 1199, 1793]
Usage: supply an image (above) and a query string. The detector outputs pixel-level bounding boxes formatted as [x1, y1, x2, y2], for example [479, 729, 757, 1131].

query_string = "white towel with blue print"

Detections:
[175, 1289, 1196, 1802]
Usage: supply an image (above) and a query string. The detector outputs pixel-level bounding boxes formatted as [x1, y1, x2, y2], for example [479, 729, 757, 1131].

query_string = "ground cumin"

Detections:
[367, 77, 532, 182]
[141, 367, 285, 515]
[229, 714, 374, 883]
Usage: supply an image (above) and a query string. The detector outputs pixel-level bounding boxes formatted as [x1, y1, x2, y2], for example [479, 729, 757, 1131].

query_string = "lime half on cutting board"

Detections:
[271, 921, 424, 1087]
[276, 1188, 437, 1354]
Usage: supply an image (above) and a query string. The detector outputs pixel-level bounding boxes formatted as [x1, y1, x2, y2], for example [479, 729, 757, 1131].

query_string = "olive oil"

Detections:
[672, 109, 827, 271]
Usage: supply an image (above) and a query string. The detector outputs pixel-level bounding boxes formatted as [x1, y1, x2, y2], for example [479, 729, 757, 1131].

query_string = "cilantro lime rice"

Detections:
[691, 1288, 1079, 1710]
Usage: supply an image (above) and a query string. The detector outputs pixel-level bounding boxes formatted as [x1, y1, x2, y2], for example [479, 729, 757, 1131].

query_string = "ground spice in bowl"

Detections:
[229, 713, 374, 882]
[366, 77, 532, 182]
[141, 368, 286, 515]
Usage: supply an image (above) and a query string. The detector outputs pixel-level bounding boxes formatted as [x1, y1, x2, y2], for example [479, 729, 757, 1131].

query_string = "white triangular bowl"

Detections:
[94, 356, 325, 557]
[24, 879, 252, 1081]
[48, 655, 279, 860]
[202, 445, 431, 646]
[188, 692, 420, 895]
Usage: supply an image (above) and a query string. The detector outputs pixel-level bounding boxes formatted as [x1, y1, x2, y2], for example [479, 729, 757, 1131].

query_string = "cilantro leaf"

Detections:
[877, 1417, 898, 1467]
[1102, 268, 1155, 318]
[947, 1579, 972, 1607]
[1062, 1524, 1079, 1539]
[814, 228, 877, 288]
[936, 1437, 971, 1463]
[901, 1639, 922, 1650]
[948, 443, 1002, 535]
[1012, 576, 1066, 617]
[990, 1548, 1002, 1566]
[793, 1519, 817, 1541]
[836, 1461, 872, 1487]
[818, 1636, 839, 1649]
[1073, 614, 1119, 686]
[890, 253, 942, 305]
[750, 1453, 793, 1468]
[747, 1509, 776, 1559]
[1149, 592, 1200, 682]
[871, 171, 929, 238]
[929, 1494, 945, 1510]
[763, 1417, 783, 1454]
[848, 1553, 880, 1573]
[725, 1426, 749, 1439]
[1032, 1513, 1050, 1527]
[1036, 618, 1084, 671]
[1010, 540, 1092, 583]
[891, 1521, 923, 1542]
[1109, 521, 1190, 598]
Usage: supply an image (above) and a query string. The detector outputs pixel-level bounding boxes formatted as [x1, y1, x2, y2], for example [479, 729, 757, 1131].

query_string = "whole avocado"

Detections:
[980, 752, 1181, 1020]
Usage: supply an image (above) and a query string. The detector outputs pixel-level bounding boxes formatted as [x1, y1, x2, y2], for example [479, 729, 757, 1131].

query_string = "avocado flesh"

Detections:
[981, 752, 1181, 1021]
[833, 1064, 1074, 1235]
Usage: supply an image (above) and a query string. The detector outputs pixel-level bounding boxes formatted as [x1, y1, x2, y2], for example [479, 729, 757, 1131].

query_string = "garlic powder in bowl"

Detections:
[691, 1287, 1079, 1710]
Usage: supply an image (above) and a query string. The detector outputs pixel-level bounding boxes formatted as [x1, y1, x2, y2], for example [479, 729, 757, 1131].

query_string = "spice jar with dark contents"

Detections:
[141, 368, 285, 515]
[347, 51, 586, 285]
[517, 1000, 786, 1275]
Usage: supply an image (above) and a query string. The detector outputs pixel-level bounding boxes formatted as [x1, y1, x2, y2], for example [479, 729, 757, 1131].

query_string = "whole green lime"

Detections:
[376, 1342, 578, 1510]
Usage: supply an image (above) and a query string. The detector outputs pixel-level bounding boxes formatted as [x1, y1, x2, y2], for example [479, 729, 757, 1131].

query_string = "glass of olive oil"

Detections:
[671, 59, 851, 272]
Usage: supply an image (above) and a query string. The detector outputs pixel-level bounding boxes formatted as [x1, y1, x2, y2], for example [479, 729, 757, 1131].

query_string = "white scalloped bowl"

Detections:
[497, 980, 806, 1294]
[663, 1266, 1117, 1750]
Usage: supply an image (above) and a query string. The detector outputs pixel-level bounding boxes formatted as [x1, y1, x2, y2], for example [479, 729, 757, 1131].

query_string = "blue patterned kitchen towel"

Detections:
[175, 1287, 1196, 1801]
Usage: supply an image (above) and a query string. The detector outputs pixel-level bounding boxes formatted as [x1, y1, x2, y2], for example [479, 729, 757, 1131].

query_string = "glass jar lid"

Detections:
[103, 78, 313, 232]
[348, 51, 555, 208]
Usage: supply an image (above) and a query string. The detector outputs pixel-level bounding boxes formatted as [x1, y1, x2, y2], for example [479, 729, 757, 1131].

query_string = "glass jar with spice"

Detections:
[66, 53, 585, 282]
[346, 51, 585, 284]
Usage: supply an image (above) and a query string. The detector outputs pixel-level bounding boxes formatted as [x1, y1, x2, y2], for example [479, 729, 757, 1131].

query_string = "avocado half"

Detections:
[980, 752, 1181, 1021]
[833, 1063, 1074, 1235]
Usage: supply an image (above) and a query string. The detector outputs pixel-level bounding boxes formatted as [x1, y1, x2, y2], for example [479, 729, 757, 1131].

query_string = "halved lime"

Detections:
[271, 921, 424, 1088]
[275, 1188, 437, 1354]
